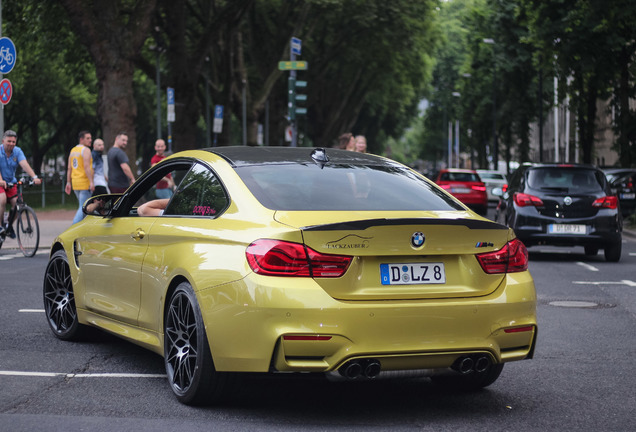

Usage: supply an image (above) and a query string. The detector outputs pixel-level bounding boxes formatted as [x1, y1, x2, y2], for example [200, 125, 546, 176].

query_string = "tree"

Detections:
[521, 0, 632, 165]
[4, 1, 97, 173]
[59, 0, 157, 174]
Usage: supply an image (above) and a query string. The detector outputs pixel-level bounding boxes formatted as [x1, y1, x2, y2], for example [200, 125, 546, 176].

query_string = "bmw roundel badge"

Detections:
[411, 232, 425, 248]
[564, 196, 573, 205]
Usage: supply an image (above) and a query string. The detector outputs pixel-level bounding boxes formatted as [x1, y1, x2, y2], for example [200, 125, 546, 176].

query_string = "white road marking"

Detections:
[576, 262, 599, 272]
[573, 280, 636, 287]
[19, 309, 45, 313]
[0, 370, 166, 379]
[0, 250, 48, 260]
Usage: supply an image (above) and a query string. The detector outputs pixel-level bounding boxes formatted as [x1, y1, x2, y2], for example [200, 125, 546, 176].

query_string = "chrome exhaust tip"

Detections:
[363, 360, 381, 379]
[339, 361, 363, 379]
[453, 356, 475, 374]
[475, 356, 490, 373]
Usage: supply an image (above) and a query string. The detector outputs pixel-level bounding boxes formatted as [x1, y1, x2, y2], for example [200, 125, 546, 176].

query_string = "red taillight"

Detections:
[592, 196, 618, 209]
[246, 239, 352, 277]
[472, 184, 486, 192]
[514, 192, 543, 207]
[476, 238, 529, 274]
[502, 184, 508, 193]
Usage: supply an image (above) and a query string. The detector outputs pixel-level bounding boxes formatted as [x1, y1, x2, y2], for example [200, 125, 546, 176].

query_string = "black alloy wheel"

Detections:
[164, 282, 231, 405]
[43, 250, 85, 340]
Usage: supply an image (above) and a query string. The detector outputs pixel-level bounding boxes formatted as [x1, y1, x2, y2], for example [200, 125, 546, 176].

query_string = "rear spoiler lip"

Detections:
[302, 218, 509, 232]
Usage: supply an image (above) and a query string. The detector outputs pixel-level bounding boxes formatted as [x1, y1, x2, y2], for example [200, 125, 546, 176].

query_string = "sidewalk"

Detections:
[1, 209, 75, 251]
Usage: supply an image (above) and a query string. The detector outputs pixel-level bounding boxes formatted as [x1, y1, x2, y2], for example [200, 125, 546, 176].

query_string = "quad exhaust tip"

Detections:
[339, 359, 381, 379]
[452, 355, 491, 374]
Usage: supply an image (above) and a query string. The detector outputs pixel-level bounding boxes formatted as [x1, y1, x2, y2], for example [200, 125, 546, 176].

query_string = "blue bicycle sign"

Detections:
[0, 37, 17, 74]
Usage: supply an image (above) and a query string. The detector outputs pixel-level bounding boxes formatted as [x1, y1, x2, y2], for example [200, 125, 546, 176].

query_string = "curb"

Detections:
[623, 228, 636, 239]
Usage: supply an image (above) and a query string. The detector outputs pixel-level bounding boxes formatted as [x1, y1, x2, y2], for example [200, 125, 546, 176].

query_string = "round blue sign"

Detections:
[0, 37, 17, 74]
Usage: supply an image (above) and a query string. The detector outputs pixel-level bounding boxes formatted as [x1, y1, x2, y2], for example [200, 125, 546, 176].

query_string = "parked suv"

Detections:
[495, 164, 622, 261]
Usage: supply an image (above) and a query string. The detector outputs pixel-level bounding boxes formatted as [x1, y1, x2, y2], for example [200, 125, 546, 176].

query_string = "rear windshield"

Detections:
[478, 172, 505, 181]
[440, 172, 480, 182]
[235, 163, 465, 211]
[527, 168, 604, 192]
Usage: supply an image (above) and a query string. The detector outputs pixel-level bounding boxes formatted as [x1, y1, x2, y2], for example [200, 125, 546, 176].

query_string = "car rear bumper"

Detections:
[198, 271, 537, 373]
[511, 211, 622, 247]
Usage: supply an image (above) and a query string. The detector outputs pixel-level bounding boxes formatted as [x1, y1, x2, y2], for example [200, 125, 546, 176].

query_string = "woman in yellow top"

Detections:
[65, 131, 94, 224]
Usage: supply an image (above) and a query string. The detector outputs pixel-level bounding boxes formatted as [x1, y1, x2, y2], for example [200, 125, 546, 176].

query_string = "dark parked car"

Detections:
[495, 164, 622, 262]
[604, 169, 636, 218]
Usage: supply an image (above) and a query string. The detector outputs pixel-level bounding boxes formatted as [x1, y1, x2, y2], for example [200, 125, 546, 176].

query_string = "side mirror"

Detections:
[83, 194, 121, 217]
[492, 187, 503, 197]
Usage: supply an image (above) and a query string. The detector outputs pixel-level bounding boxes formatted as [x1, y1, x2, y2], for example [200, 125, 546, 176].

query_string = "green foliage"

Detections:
[4, 1, 98, 172]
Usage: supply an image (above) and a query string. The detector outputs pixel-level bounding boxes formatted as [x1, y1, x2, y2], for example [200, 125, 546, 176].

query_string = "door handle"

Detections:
[131, 229, 146, 240]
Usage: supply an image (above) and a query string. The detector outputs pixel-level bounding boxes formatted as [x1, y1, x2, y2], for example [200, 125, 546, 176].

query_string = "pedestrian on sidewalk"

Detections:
[65, 130, 94, 224]
[151, 138, 174, 199]
[107, 132, 135, 194]
[91, 138, 109, 196]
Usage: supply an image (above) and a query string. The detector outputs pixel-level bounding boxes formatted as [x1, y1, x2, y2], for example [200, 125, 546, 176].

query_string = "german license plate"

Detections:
[380, 263, 446, 285]
[548, 224, 586, 234]
[451, 187, 471, 194]
[619, 193, 635, 200]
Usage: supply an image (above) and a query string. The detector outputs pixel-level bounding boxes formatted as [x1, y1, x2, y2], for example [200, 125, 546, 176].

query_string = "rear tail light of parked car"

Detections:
[513, 192, 544, 207]
[476, 238, 529, 274]
[246, 239, 352, 277]
[592, 196, 618, 209]
[471, 184, 486, 192]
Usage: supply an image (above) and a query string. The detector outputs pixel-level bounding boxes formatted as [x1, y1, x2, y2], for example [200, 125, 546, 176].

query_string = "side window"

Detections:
[132, 165, 190, 210]
[164, 163, 229, 217]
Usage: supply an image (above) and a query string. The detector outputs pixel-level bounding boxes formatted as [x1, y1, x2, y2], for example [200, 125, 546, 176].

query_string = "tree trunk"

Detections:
[618, 47, 632, 167]
[59, 0, 156, 175]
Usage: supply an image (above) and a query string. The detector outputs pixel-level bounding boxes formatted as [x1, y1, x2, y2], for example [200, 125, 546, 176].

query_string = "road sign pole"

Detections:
[290, 50, 297, 147]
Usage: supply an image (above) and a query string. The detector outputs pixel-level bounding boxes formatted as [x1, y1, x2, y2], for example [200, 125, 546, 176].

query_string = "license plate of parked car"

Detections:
[620, 193, 635, 200]
[547, 224, 587, 234]
[380, 263, 446, 285]
[451, 187, 471, 194]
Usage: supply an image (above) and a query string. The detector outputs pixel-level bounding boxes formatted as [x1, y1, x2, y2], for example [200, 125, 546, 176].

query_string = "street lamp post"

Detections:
[149, 44, 164, 140]
[452, 92, 461, 168]
[483, 38, 497, 170]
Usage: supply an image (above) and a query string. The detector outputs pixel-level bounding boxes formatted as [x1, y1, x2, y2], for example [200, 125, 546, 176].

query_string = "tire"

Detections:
[164, 282, 232, 405]
[431, 363, 504, 391]
[584, 246, 598, 256]
[604, 240, 621, 262]
[43, 250, 86, 340]
[16, 207, 39, 257]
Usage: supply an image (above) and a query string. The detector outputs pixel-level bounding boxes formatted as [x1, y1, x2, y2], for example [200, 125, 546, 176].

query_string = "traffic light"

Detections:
[287, 75, 307, 121]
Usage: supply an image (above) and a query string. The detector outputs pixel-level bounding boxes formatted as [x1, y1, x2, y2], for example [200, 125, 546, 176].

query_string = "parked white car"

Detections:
[476, 170, 507, 202]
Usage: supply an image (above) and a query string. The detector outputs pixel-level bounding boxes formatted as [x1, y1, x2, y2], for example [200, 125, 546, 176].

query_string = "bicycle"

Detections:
[0, 176, 40, 257]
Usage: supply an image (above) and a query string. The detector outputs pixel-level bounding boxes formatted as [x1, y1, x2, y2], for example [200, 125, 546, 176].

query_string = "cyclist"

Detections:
[0, 130, 42, 237]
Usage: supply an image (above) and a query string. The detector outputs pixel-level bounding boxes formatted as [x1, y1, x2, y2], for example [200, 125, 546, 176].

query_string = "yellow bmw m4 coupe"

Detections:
[43, 147, 536, 405]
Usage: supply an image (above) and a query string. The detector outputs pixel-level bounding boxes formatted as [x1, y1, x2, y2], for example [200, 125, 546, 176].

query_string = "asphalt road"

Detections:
[1, 207, 635, 431]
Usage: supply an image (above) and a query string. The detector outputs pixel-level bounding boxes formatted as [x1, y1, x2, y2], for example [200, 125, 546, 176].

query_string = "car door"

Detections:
[76, 159, 193, 326]
[77, 216, 156, 325]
